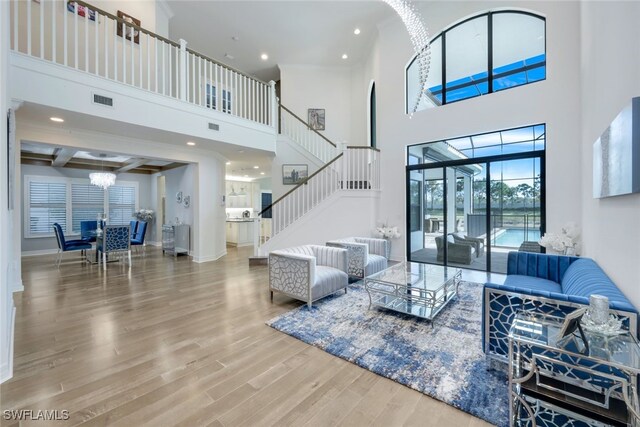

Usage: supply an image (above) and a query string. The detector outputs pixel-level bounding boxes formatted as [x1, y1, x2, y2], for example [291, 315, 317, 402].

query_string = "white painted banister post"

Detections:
[269, 80, 277, 129]
[179, 39, 188, 101]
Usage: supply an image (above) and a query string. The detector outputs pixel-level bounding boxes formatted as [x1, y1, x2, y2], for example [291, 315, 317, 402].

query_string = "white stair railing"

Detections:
[255, 147, 381, 254]
[9, 0, 276, 128]
[279, 105, 339, 163]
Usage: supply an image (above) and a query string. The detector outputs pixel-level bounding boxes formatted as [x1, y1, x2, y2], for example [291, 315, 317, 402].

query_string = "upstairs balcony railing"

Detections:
[9, 0, 276, 128]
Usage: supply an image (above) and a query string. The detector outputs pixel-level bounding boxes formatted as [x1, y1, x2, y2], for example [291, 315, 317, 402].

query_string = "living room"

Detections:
[1, 0, 639, 426]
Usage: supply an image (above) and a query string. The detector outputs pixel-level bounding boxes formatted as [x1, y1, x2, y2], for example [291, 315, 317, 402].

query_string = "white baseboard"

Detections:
[145, 241, 162, 247]
[0, 305, 16, 384]
[11, 279, 23, 293]
[21, 248, 58, 257]
[193, 250, 227, 263]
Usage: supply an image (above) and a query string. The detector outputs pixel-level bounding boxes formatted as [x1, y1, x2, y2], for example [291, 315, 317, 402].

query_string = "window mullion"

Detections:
[104, 187, 109, 220]
[441, 32, 447, 105]
[488, 12, 494, 94]
[66, 180, 72, 234]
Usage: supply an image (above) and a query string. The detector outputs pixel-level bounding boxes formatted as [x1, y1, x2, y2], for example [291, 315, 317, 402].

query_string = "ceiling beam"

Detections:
[115, 158, 150, 173]
[51, 148, 77, 167]
[160, 162, 186, 172]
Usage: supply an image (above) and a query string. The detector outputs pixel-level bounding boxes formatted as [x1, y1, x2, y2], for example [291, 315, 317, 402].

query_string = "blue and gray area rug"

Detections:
[267, 281, 508, 427]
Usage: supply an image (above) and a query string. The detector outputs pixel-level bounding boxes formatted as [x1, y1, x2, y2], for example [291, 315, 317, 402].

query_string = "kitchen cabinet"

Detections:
[225, 181, 259, 209]
[226, 220, 255, 246]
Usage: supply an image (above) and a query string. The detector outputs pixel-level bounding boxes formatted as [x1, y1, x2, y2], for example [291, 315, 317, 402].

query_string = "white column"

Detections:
[178, 38, 187, 101]
[269, 80, 277, 129]
[193, 157, 226, 263]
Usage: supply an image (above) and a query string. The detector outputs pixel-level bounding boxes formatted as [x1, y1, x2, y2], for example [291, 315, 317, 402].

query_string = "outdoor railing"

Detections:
[10, 0, 276, 127]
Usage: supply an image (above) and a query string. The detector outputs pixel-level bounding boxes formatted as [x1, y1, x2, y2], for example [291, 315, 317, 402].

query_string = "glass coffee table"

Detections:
[364, 262, 461, 321]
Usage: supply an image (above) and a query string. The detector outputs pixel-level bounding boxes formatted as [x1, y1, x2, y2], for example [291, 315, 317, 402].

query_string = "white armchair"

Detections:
[269, 245, 349, 308]
[326, 237, 389, 278]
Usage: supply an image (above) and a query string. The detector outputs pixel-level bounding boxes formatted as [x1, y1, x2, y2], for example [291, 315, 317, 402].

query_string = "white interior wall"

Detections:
[0, 0, 16, 384]
[365, 0, 582, 260]
[279, 64, 353, 145]
[162, 164, 196, 248]
[19, 164, 154, 253]
[271, 135, 324, 200]
[580, 1, 640, 308]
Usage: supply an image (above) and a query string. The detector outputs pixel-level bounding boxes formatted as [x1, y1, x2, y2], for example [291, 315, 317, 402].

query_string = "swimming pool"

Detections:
[493, 228, 540, 247]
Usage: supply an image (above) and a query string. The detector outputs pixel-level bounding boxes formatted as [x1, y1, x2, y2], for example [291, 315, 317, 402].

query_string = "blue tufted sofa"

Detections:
[483, 252, 638, 361]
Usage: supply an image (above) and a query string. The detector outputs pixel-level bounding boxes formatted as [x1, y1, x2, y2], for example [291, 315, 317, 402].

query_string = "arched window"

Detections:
[405, 10, 545, 113]
[369, 81, 377, 148]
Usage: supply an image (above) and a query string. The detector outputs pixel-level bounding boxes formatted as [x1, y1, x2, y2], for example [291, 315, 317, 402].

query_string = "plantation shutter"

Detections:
[71, 183, 105, 232]
[28, 181, 67, 235]
[108, 184, 136, 225]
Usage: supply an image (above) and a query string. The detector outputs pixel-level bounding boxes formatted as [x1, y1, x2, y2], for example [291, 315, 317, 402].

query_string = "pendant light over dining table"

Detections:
[90, 153, 116, 190]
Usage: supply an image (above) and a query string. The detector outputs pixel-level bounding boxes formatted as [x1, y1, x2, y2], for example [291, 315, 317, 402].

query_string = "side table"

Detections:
[508, 311, 640, 426]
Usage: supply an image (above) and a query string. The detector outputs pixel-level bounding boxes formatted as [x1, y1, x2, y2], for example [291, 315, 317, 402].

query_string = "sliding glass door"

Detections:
[488, 158, 542, 272]
[406, 124, 545, 274]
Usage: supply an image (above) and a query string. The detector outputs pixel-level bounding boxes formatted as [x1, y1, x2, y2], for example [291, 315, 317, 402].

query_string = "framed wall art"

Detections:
[308, 108, 325, 131]
[117, 10, 141, 44]
[282, 164, 308, 185]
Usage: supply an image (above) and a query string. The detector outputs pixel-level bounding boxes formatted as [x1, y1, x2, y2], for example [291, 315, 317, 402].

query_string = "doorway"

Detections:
[406, 125, 545, 273]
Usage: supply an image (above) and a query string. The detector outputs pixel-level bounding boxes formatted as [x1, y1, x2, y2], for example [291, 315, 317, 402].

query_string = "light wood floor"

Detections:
[1, 246, 492, 427]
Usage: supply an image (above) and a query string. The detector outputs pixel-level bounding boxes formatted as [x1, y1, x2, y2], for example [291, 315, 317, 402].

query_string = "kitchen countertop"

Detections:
[226, 218, 256, 222]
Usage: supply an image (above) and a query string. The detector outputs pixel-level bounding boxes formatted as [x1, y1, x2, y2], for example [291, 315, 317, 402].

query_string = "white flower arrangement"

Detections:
[375, 224, 401, 239]
[135, 209, 154, 222]
[539, 222, 580, 254]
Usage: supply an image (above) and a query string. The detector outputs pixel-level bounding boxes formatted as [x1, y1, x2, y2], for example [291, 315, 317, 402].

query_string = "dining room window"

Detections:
[71, 183, 104, 233]
[26, 179, 68, 236]
[25, 176, 139, 237]
[108, 185, 137, 225]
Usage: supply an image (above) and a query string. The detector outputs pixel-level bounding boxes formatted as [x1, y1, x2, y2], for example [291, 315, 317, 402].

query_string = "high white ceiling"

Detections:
[166, 1, 393, 81]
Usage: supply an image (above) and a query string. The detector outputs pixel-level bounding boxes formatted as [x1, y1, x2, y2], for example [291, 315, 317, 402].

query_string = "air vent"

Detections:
[208, 122, 220, 131]
[92, 94, 113, 107]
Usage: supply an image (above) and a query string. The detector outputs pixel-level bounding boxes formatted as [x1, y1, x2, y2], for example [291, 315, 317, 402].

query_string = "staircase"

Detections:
[254, 107, 381, 257]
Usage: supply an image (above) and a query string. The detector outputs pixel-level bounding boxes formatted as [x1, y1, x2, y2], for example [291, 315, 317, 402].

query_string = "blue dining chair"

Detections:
[53, 223, 92, 267]
[80, 220, 98, 243]
[131, 221, 148, 255]
[98, 225, 131, 270]
[129, 220, 138, 239]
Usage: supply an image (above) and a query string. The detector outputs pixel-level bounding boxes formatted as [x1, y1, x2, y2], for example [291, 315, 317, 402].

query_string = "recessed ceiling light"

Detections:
[354, 28, 361, 35]
[260, 172, 265, 175]
[224, 53, 235, 60]
[226, 161, 231, 165]
[232, 36, 240, 41]
[187, 141, 196, 146]
[342, 54, 348, 60]
[50, 117, 64, 122]
[253, 165, 259, 169]
[260, 53, 269, 61]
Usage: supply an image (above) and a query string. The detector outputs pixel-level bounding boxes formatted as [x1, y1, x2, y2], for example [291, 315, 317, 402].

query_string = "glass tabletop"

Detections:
[365, 262, 461, 292]
[510, 311, 640, 371]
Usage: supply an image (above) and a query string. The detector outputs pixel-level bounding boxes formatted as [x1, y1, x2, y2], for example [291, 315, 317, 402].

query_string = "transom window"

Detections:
[406, 10, 546, 112]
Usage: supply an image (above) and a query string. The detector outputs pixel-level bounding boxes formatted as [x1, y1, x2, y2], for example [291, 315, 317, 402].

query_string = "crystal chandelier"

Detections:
[90, 153, 116, 190]
[382, 0, 431, 116]
[90, 172, 116, 190]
